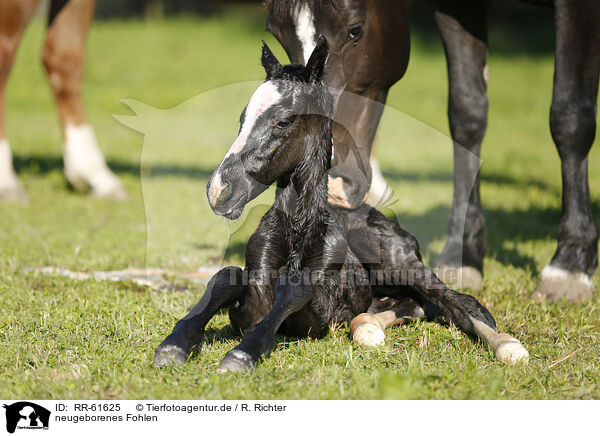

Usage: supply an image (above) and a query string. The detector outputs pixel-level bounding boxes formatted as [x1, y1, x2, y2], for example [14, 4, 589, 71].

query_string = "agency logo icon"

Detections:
[2, 402, 50, 434]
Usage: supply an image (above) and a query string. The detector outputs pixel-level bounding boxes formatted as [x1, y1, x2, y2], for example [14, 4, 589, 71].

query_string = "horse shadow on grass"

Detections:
[12, 154, 215, 180]
[216, 168, 600, 282]
[15, 152, 598, 282]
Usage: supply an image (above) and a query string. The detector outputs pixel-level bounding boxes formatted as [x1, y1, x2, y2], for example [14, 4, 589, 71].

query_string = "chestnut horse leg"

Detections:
[42, 0, 127, 199]
[429, 0, 490, 291]
[0, 0, 39, 201]
[533, 0, 600, 301]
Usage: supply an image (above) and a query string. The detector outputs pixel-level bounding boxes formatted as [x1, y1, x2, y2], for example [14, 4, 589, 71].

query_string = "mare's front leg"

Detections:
[429, 0, 490, 291]
[154, 266, 246, 367]
[218, 273, 313, 372]
[347, 207, 528, 364]
[533, 0, 600, 301]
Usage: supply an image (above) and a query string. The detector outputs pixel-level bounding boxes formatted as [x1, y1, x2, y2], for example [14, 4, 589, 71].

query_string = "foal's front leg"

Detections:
[154, 266, 246, 367]
[218, 273, 313, 372]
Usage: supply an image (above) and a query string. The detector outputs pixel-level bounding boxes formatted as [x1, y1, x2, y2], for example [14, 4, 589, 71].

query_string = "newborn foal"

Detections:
[154, 40, 528, 371]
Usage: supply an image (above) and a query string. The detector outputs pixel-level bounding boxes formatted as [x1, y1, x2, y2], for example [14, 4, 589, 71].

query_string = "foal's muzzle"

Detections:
[207, 165, 265, 220]
[207, 173, 243, 220]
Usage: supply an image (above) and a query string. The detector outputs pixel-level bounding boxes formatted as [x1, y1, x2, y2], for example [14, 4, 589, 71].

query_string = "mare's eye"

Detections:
[348, 24, 364, 41]
[276, 119, 292, 129]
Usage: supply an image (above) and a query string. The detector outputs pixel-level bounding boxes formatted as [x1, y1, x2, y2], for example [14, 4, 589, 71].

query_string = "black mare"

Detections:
[265, 0, 600, 300]
[154, 40, 528, 371]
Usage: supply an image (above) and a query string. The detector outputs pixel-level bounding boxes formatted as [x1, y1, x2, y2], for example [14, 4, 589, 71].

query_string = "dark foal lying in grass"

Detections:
[154, 39, 528, 371]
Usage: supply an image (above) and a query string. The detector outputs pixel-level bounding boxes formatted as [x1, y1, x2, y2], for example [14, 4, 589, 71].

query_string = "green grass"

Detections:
[1, 7, 599, 399]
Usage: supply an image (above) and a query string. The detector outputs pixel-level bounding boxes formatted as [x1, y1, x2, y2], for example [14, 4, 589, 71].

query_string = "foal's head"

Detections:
[265, 0, 410, 208]
[207, 39, 332, 219]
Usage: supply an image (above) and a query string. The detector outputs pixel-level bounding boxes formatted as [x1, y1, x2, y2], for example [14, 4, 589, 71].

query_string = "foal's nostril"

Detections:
[218, 183, 231, 204]
[208, 176, 231, 209]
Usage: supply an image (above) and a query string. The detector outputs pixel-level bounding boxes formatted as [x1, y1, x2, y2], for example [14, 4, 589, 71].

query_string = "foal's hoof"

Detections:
[217, 350, 255, 373]
[434, 265, 483, 291]
[495, 339, 529, 365]
[153, 344, 188, 367]
[352, 322, 385, 347]
[532, 266, 594, 302]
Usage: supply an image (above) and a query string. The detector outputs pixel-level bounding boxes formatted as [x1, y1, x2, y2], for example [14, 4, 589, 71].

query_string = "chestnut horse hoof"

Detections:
[153, 344, 188, 367]
[217, 350, 255, 373]
[0, 182, 27, 203]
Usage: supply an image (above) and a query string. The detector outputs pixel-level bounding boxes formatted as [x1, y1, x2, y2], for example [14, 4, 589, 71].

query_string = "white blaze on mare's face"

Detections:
[209, 81, 282, 208]
[294, 3, 317, 64]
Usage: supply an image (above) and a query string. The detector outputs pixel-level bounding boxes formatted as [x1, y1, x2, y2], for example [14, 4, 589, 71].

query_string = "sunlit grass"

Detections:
[0, 8, 598, 399]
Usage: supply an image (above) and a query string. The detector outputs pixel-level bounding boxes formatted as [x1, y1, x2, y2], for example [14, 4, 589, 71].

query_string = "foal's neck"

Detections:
[276, 118, 332, 237]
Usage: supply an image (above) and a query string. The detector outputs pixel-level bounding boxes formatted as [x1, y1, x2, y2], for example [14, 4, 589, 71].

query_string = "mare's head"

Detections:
[207, 39, 332, 220]
[266, 0, 410, 207]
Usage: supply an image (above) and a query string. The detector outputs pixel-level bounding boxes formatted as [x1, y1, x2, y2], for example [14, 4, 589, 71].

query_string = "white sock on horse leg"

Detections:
[63, 124, 127, 199]
[0, 138, 26, 201]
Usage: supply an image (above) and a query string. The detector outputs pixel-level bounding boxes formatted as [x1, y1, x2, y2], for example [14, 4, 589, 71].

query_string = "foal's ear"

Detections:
[306, 36, 329, 82]
[261, 41, 281, 78]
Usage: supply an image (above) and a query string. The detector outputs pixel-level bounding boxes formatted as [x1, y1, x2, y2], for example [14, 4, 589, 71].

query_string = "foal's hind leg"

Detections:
[351, 296, 426, 347]
[154, 266, 246, 367]
[0, 0, 39, 201]
[347, 207, 528, 364]
[42, 0, 127, 199]
[533, 0, 600, 301]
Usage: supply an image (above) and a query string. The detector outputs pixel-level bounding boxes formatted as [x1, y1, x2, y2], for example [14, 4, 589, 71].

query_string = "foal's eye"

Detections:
[276, 119, 292, 129]
[348, 24, 364, 41]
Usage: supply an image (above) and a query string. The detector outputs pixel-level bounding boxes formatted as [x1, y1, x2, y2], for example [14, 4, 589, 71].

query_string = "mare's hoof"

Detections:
[217, 350, 254, 373]
[434, 265, 483, 291]
[153, 344, 188, 367]
[532, 266, 594, 302]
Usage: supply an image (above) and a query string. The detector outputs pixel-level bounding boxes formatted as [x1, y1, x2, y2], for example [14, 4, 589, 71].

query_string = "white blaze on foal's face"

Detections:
[209, 81, 283, 208]
[223, 81, 283, 160]
[294, 3, 317, 64]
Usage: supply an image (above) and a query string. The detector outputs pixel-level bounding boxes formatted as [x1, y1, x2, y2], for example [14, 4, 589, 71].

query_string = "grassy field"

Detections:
[1, 6, 599, 399]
